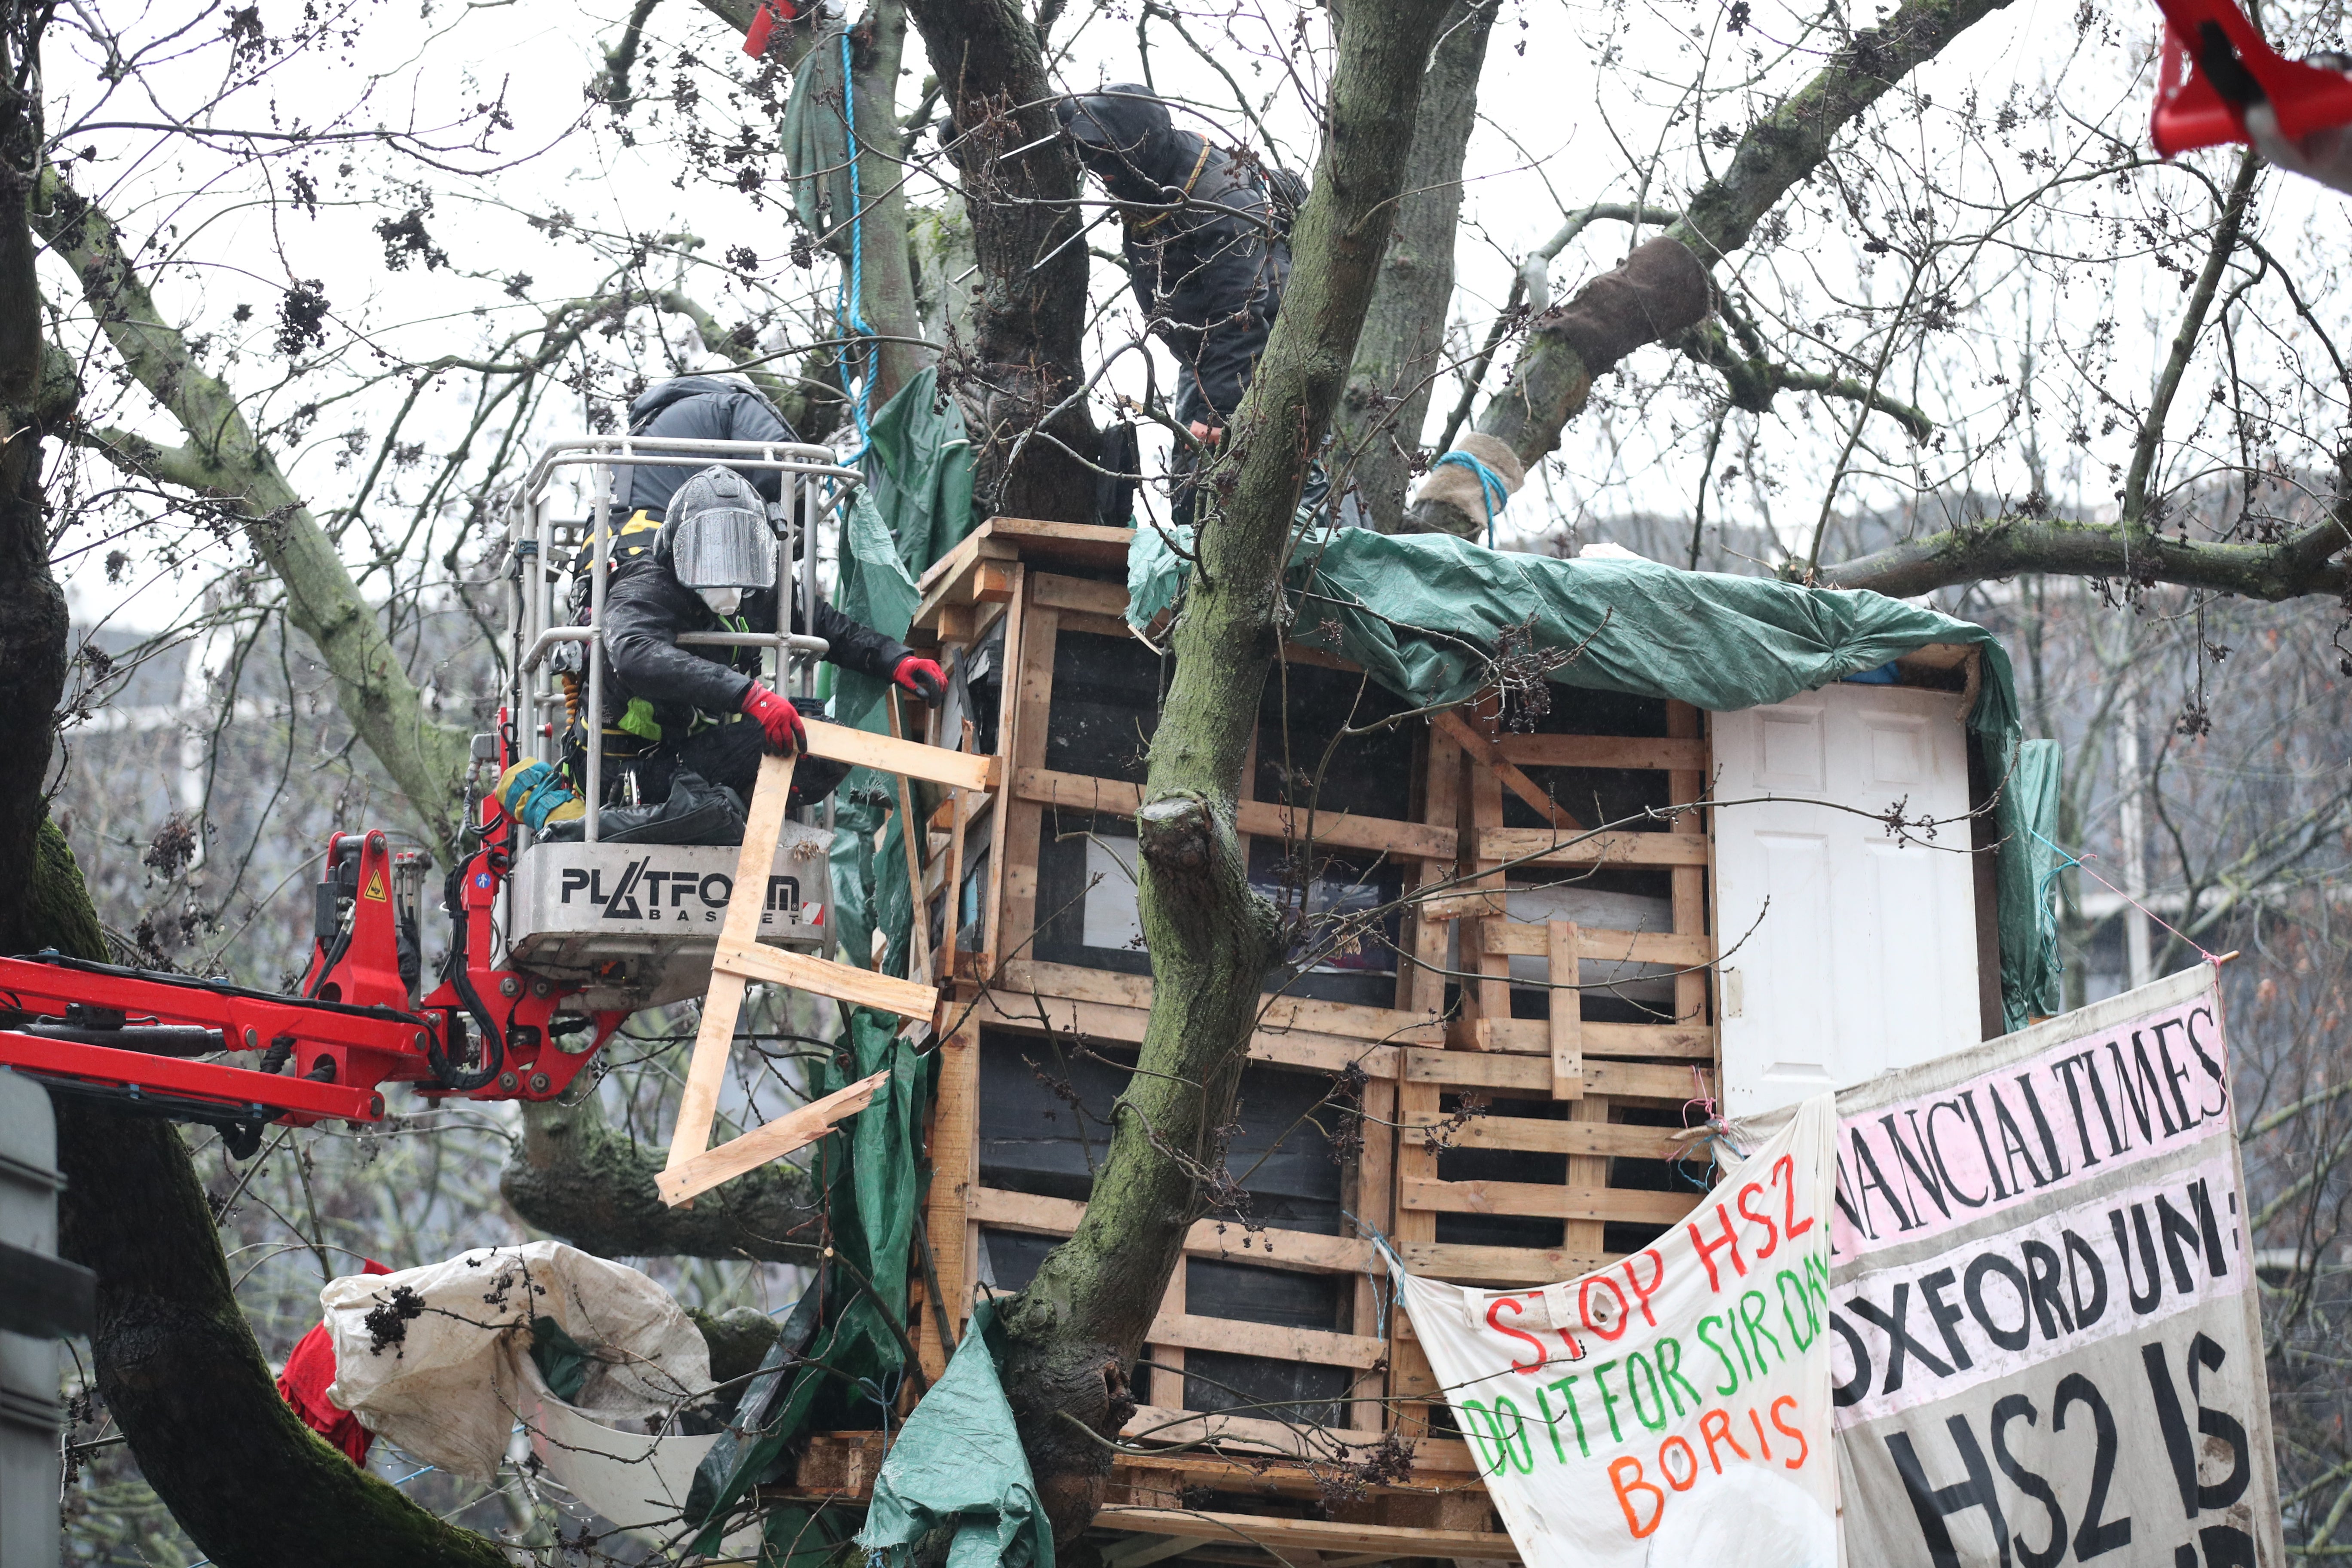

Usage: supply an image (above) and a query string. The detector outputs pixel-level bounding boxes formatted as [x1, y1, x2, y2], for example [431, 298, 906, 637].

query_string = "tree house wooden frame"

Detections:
[806, 518, 1739, 1543]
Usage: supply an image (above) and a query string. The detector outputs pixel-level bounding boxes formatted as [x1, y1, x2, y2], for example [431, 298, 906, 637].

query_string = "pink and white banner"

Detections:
[1808, 967, 2285, 1568]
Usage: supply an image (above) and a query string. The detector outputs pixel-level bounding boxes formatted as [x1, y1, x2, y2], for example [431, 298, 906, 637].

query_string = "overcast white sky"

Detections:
[44, 0, 2351, 634]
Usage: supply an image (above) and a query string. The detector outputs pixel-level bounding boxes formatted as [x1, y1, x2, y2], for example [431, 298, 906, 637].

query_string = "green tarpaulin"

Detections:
[780, 24, 855, 241]
[691, 370, 977, 1554]
[1128, 526, 2062, 1030]
[860, 1300, 1054, 1568]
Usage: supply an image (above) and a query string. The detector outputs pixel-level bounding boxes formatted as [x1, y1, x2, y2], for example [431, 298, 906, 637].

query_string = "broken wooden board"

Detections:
[655, 1067, 890, 1206]
[661, 750, 943, 1207]
[802, 718, 1000, 794]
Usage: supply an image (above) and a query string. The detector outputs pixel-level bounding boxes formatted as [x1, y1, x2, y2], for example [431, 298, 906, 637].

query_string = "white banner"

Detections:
[1388, 1094, 1839, 1568]
[1809, 968, 2286, 1568]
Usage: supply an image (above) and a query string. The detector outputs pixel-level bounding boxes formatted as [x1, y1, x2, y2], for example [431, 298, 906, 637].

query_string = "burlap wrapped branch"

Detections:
[1408, 432, 1525, 539]
[1407, 236, 1712, 539]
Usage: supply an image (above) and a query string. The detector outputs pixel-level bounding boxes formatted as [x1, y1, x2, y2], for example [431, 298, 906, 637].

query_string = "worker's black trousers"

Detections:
[616, 720, 850, 813]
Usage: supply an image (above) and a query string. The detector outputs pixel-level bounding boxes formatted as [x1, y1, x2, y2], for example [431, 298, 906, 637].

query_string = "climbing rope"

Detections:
[836, 25, 876, 462]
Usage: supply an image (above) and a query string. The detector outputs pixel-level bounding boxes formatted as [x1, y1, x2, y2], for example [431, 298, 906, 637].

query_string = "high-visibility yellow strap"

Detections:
[1126, 141, 1213, 236]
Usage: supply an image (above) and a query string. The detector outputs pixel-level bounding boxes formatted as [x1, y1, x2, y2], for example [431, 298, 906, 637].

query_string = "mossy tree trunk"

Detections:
[989, 0, 1457, 1542]
[1332, 0, 1499, 532]
[900, 0, 1100, 523]
[0, 0, 72, 955]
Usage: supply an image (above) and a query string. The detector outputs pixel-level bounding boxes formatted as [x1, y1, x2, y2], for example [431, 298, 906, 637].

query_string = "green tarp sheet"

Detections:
[1128, 526, 2062, 1029]
[690, 370, 977, 1554]
[859, 1300, 1054, 1568]
[780, 24, 855, 241]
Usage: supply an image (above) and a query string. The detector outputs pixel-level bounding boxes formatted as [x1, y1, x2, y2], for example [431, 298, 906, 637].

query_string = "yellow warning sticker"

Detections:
[363, 868, 389, 902]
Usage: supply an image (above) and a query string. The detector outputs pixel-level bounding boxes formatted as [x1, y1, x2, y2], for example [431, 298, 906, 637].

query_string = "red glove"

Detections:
[740, 681, 806, 756]
[893, 655, 948, 707]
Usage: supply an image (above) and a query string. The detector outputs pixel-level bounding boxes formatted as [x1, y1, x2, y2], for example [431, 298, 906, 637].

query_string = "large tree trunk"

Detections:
[1405, 0, 2020, 535]
[0, 5, 70, 953]
[901, 0, 1099, 522]
[990, 0, 1457, 1542]
[846, 0, 928, 405]
[54, 1101, 511, 1568]
[1331, 0, 1498, 532]
[502, 1087, 823, 1260]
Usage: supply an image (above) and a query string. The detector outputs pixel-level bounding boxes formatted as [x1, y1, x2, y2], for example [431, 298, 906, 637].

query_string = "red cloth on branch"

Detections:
[276, 1259, 391, 1466]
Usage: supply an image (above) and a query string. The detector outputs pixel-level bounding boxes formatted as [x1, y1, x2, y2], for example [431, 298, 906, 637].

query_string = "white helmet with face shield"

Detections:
[665, 465, 774, 616]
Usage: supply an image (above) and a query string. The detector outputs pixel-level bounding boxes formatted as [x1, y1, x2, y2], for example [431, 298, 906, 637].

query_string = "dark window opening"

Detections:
[975, 1032, 1350, 1234]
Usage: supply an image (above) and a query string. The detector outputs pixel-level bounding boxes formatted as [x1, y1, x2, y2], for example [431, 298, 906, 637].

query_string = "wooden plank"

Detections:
[1565, 1099, 1611, 1257]
[966, 986, 1401, 1078]
[1468, 763, 1509, 1033]
[1400, 1175, 1699, 1225]
[1491, 734, 1709, 771]
[1116, 1411, 1390, 1462]
[978, 567, 1028, 978]
[913, 517, 1015, 596]
[1011, 768, 1458, 863]
[1897, 639, 1974, 670]
[1348, 1072, 1395, 1433]
[802, 718, 1000, 793]
[887, 695, 932, 987]
[997, 960, 1446, 1047]
[1475, 1016, 1715, 1060]
[716, 939, 940, 1021]
[974, 559, 1018, 603]
[1032, 572, 1132, 619]
[966, 1186, 1375, 1274]
[657, 1069, 889, 1205]
[1144, 1311, 1387, 1370]
[919, 1012, 980, 1375]
[1433, 708, 1582, 832]
[1055, 609, 1139, 644]
[1094, 1507, 1516, 1562]
[1548, 919, 1582, 1099]
[1243, 797, 1455, 864]
[663, 752, 797, 1188]
[1474, 921, 1709, 966]
[1667, 701, 1712, 1050]
[1398, 1114, 1684, 1159]
[1418, 889, 1505, 922]
[1403, 1048, 1709, 1102]
[1478, 827, 1712, 867]
[940, 721, 975, 971]
[1395, 1239, 1621, 1286]
[978, 516, 1139, 567]
[1150, 1268, 1188, 1413]
[992, 602, 1058, 982]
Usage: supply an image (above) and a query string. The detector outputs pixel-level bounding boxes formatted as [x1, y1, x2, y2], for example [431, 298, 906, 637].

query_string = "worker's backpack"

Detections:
[1262, 167, 1309, 240]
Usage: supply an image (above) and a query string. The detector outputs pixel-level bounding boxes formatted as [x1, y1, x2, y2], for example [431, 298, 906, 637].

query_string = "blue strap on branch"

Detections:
[1432, 449, 1509, 547]
[836, 26, 876, 461]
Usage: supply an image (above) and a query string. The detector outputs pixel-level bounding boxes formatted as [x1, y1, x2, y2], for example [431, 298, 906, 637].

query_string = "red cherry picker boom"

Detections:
[0, 435, 861, 1158]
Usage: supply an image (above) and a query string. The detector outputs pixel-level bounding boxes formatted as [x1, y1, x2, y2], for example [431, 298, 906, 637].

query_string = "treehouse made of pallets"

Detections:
[887, 517, 2003, 1542]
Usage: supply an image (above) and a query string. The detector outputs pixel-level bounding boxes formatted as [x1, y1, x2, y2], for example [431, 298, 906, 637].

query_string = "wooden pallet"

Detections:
[659, 724, 992, 1206]
[904, 523, 1724, 1485]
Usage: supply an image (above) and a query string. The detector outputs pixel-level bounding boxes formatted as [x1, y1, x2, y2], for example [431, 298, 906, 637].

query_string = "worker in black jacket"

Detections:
[593, 371, 817, 569]
[1056, 86, 1292, 524]
[594, 465, 944, 810]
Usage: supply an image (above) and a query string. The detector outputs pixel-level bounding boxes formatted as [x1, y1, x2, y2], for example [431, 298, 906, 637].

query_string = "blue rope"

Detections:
[1341, 1207, 1401, 1341]
[1432, 450, 1509, 547]
[836, 26, 875, 462]
[2027, 824, 2082, 976]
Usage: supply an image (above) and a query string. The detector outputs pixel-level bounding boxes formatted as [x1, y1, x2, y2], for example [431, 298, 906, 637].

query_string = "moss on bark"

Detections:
[989, 0, 1458, 1542]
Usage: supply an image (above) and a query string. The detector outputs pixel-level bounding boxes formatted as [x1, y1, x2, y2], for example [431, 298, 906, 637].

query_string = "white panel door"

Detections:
[1711, 682, 1980, 1116]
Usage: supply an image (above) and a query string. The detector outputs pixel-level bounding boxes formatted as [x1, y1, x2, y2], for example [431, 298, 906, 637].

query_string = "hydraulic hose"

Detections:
[427, 861, 506, 1093]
